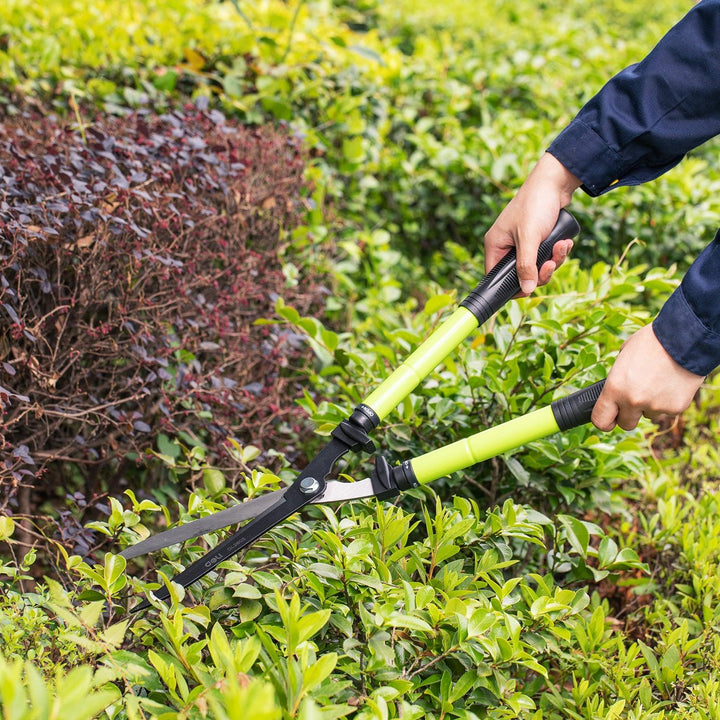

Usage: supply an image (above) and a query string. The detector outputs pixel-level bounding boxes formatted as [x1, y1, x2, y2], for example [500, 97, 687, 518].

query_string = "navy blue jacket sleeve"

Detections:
[653, 233, 720, 376]
[547, 0, 720, 376]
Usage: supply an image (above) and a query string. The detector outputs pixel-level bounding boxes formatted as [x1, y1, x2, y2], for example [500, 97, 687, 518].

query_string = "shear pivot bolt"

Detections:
[299, 477, 320, 494]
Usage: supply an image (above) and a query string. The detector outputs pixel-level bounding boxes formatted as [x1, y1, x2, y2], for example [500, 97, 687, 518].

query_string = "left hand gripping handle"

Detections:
[461, 209, 580, 324]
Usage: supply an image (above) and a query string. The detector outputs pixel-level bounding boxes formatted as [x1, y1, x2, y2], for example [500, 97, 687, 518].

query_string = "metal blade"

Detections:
[315, 477, 376, 504]
[119, 489, 287, 559]
[131, 473, 326, 611]
[121, 477, 382, 560]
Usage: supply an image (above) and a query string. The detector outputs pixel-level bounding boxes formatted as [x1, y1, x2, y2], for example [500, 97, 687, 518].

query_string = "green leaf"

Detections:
[106, 651, 158, 687]
[558, 515, 590, 555]
[228, 583, 259, 601]
[638, 640, 659, 675]
[342, 136, 364, 164]
[449, 671, 477, 703]
[209, 623, 234, 673]
[203, 468, 226, 494]
[608, 547, 647, 570]
[348, 44, 386, 65]
[661, 644, 681, 672]
[506, 693, 536, 713]
[100, 619, 129, 648]
[0, 516, 15, 541]
[103, 553, 127, 593]
[302, 653, 338, 692]
[153, 69, 177, 92]
[148, 650, 177, 693]
[423, 293, 453, 316]
[79, 600, 105, 627]
[296, 609, 332, 644]
[505, 456, 530, 485]
[597, 536, 619, 567]
[386, 614, 434, 634]
[25, 664, 49, 718]
[241, 445, 261, 463]
[260, 96, 292, 120]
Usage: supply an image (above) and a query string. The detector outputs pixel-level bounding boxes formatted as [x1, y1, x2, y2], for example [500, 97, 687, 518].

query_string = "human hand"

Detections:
[485, 153, 582, 294]
[592, 323, 705, 431]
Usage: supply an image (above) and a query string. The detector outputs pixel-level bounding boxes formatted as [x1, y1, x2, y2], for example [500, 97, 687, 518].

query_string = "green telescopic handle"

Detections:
[361, 210, 581, 423]
[403, 379, 605, 486]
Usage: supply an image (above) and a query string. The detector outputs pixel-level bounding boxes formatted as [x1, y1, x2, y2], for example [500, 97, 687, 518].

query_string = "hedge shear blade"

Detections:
[119, 477, 383, 561]
[123, 210, 599, 612]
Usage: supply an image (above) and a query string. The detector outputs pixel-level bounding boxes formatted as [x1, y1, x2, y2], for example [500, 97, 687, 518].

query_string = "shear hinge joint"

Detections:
[331, 419, 376, 453]
[371, 456, 418, 500]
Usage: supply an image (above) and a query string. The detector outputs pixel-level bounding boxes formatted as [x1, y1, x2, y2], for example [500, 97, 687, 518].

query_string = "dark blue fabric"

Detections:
[654, 234, 720, 376]
[547, 0, 720, 375]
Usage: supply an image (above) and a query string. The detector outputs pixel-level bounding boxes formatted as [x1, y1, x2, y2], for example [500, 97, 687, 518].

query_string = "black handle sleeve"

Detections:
[460, 209, 580, 324]
[551, 379, 606, 431]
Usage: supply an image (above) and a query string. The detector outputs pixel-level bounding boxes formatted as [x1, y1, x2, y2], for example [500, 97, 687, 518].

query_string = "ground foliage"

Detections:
[1, 0, 720, 718]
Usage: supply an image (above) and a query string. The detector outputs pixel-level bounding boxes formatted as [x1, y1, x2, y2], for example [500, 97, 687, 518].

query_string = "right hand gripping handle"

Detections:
[460, 209, 580, 325]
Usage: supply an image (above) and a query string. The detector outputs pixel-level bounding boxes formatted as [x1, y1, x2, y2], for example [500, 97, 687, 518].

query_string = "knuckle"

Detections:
[592, 418, 613, 432]
[667, 400, 689, 416]
[624, 390, 646, 410]
[484, 226, 505, 245]
[604, 378, 623, 399]
[516, 258, 536, 273]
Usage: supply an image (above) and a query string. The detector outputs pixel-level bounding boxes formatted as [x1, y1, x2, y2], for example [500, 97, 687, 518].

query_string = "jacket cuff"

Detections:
[653, 286, 720, 376]
[547, 121, 622, 197]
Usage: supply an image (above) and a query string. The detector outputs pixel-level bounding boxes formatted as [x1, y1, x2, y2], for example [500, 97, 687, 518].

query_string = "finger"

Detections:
[538, 239, 574, 286]
[643, 409, 673, 424]
[616, 406, 643, 431]
[551, 239, 573, 267]
[537, 260, 557, 287]
[484, 228, 513, 274]
[591, 391, 619, 432]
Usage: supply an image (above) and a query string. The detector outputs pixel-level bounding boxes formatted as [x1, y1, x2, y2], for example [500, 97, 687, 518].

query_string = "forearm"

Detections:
[485, 0, 720, 415]
[549, 0, 720, 197]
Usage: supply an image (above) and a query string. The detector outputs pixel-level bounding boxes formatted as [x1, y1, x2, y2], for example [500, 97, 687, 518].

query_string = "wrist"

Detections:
[650, 322, 706, 381]
[536, 152, 582, 204]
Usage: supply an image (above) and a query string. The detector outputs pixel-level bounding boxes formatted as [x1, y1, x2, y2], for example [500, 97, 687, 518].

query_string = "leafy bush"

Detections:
[279, 228, 678, 522]
[0, 104, 317, 501]
[0, 477, 648, 718]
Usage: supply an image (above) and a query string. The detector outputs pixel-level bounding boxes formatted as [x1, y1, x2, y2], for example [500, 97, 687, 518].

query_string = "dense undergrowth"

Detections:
[1, 0, 719, 718]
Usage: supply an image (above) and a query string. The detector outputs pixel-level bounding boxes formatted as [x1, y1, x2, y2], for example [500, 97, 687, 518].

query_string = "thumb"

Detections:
[515, 233, 540, 295]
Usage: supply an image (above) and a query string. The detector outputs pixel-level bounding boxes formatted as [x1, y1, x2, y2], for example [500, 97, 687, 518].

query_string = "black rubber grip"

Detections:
[461, 209, 580, 324]
[551, 379, 606, 431]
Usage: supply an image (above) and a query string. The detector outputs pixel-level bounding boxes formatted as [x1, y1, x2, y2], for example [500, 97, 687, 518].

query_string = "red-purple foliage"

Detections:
[0, 104, 318, 504]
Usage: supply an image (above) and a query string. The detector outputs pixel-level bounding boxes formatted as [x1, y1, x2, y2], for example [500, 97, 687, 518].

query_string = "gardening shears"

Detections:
[122, 209, 604, 612]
